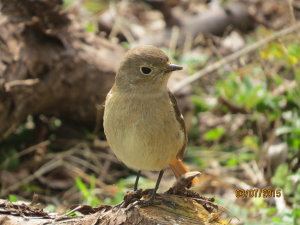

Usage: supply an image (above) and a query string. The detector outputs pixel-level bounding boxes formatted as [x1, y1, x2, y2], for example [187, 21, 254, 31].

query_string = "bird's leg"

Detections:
[112, 170, 141, 209]
[132, 170, 141, 191]
[127, 170, 164, 210]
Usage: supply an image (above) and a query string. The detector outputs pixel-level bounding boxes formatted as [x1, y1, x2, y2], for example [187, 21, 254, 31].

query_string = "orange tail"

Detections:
[169, 158, 199, 187]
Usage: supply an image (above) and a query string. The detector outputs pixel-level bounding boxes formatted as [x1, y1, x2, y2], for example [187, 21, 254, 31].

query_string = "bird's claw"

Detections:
[126, 198, 162, 211]
[112, 200, 125, 211]
[112, 189, 141, 210]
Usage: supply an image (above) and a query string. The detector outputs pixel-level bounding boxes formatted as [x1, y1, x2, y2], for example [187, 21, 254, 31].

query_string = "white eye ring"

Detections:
[140, 66, 152, 75]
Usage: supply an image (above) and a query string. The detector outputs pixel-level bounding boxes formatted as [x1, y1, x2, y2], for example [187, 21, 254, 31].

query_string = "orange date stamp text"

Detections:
[236, 189, 281, 198]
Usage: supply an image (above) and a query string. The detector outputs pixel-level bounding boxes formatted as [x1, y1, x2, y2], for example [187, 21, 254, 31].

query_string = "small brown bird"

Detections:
[103, 45, 197, 208]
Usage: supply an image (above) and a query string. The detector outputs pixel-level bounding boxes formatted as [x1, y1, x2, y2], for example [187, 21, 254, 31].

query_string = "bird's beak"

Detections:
[165, 64, 183, 73]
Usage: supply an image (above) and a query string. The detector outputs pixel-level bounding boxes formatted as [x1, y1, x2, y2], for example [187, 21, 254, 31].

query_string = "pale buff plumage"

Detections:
[104, 45, 196, 188]
[104, 88, 184, 171]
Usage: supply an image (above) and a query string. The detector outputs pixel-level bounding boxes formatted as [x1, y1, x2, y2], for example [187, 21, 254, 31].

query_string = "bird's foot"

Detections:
[112, 189, 143, 210]
[112, 200, 125, 211]
[126, 196, 162, 211]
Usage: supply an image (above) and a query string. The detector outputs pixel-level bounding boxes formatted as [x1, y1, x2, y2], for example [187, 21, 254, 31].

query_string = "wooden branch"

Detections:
[0, 188, 229, 225]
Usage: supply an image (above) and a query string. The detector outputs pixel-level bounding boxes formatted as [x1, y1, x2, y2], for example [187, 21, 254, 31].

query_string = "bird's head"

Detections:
[115, 45, 183, 94]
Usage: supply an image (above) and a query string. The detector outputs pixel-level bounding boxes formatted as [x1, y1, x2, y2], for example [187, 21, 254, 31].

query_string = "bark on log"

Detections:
[0, 173, 231, 224]
[0, 188, 227, 225]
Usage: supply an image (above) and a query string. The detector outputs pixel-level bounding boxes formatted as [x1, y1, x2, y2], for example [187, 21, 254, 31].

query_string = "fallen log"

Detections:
[0, 175, 232, 225]
[0, 0, 125, 140]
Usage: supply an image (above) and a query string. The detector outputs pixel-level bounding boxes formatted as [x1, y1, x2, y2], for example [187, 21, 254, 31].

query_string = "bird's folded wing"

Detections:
[168, 89, 187, 160]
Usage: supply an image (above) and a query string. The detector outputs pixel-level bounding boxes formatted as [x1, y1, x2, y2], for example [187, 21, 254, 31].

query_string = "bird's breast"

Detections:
[103, 91, 184, 171]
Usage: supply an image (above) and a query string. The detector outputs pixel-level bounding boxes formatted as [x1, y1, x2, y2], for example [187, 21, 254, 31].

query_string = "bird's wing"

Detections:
[168, 89, 187, 160]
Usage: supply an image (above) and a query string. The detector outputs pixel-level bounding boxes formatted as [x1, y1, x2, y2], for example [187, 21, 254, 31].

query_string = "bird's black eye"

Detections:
[141, 67, 152, 74]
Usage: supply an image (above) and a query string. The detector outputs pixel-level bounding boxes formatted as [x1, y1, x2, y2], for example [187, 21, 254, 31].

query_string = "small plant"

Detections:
[75, 175, 101, 207]
[9, 195, 18, 202]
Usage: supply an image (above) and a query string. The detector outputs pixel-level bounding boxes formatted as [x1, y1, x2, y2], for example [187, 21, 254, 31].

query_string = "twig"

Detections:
[65, 155, 102, 174]
[171, 22, 300, 93]
[80, 142, 104, 171]
[271, 80, 297, 96]
[226, 218, 233, 225]
[2, 123, 18, 140]
[183, 33, 193, 55]
[239, 161, 258, 185]
[0, 158, 63, 197]
[208, 38, 234, 73]
[226, 177, 251, 190]
[93, 102, 105, 134]
[54, 205, 82, 220]
[0, 140, 50, 169]
[288, 0, 300, 41]
[288, 0, 297, 25]
[169, 25, 179, 58]
[250, 159, 266, 186]
[108, 0, 134, 44]
[64, 162, 106, 187]
[99, 159, 111, 181]
[257, 117, 281, 169]
[4, 78, 39, 92]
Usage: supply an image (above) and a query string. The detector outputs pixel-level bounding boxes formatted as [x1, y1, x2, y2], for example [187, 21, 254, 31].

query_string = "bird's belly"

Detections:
[120, 131, 179, 171]
[105, 103, 184, 171]
[114, 126, 182, 171]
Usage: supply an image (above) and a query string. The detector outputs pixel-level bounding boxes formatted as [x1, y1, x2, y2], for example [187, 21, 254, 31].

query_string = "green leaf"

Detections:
[9, 195, 18, 202]
[286, 137, 300, 149]
[288, 44, 300, 58]
[91, 197, 101, 207]
[75, 177, 89, 199]
[267, 207, 277, 215]
[244, 76, 253, 93]
[191, 95, 211, 113]
[107, 179, 126, 205]
[21, 184, 40, 192]
[295, 69, 300, 84]
[274, 74, 282, 85]
[90, 174, 96, 191]
[0, 148, 19, 169]
[238, 152, 257, 161]
[84, 1, 105, 13]
[44, 205, 56, 212]
[179, 53, 208, 67]
[284, 180, 294, 195]
[54, 119, 62, 127]
[62, 0, 76, 9]
[287, 55, 298, 65]
[252, 66, 263, 76]
[226, 157, 238, 166]
[74, 211, 84, 217]
[204, 127, 225, 141]
[271, 163, 290, 189]
[268, 112, 279, 121]
[276, 126, 293, 136]
[252, 196, 266, 208]
[269, 42, 284, 58]
[243, 136, 259, 152]
[293, 208, 300, 218]
[86, 23, 94, 32]
[272, 217, 282, 222]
